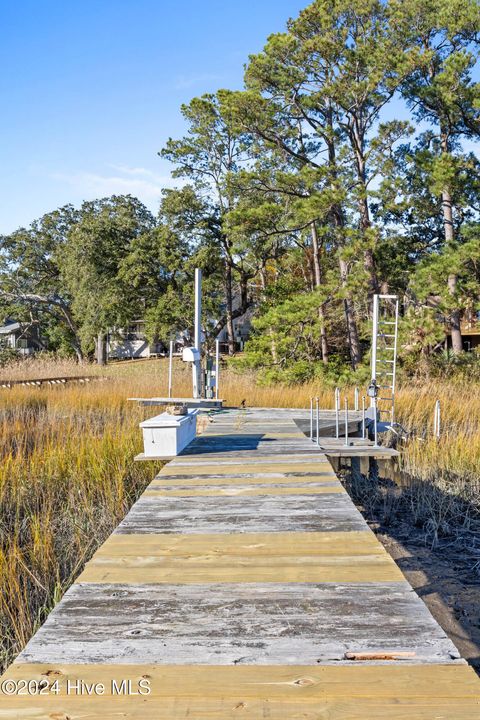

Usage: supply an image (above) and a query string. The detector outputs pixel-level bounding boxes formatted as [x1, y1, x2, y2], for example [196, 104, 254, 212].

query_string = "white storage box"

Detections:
[140, 410, 198, 458]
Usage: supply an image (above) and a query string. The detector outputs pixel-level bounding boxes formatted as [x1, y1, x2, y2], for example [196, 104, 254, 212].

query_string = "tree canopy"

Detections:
[1, 0, 479, 376]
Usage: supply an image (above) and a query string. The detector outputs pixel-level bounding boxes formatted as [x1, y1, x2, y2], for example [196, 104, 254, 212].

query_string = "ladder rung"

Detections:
[378, 360, 395, 364]
[379, 397, 393, 401]
[378, 372, 394, 377]
[379, 321, 396, 325]
[378, 334, 396, 338]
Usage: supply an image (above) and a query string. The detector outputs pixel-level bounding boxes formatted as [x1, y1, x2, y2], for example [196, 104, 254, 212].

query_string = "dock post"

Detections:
[373, 396, 379, 448]
[215, 339, 220, 400]
[344, 398, 349, 447]
[354, 387, 359, 411]
[316, 397, 320, 446]
[194, 268, 202, 399]
[335, 387, 340, 439]
[168, 340, 173, 399]
[310, 398, 314, 441]
[362, 396, 366, 439]
[434, 400, 441, 439]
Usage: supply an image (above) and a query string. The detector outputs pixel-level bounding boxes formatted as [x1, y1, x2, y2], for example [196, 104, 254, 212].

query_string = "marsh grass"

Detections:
[0, 357, 479, 672]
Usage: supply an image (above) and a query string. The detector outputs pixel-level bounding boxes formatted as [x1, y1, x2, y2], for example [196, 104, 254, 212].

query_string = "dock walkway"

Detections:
[1, 407, 479, 718]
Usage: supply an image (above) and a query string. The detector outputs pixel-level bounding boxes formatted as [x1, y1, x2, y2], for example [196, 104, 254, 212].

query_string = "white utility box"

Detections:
[140, 410, 198, 458]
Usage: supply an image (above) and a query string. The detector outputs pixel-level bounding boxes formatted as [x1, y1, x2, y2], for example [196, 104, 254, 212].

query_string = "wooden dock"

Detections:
[0, 375, 102, 389]
[1, 407, 479, 718]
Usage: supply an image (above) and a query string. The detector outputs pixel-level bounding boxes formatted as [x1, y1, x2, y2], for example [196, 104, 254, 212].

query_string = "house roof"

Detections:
[0, 322, 21, 334]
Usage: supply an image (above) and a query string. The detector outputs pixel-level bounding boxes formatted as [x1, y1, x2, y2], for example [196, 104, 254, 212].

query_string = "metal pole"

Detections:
[194, 268, 202, 399]
[344, 398, 349, 447]
[310, 398, 314, 441]
[434, 400, 441, 439]
[168, 340, 173, 398]
[354, 387, 359, 411]
[316, 397, 320, 446]
[373, 396, 379, 448]
[194, 268, 202, 352]
[370, 294, 379, 408]
[362, 396, 366, 439]
[215, 339, 220, 400]
[335, 387, 340, 439]
[391, 297, 400, 425]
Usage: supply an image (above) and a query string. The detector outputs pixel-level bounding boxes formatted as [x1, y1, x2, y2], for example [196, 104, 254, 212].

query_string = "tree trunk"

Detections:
[225, 258, 235, 356]
[441, 130, 462, 353]
[96, 332, 107, 366]
[260, 267, 278, 363]
[448, 273, 463, 353]
[72, 343, 84, 363]
[311, 222, 329, 364]
[339, 256, 362, 368]
[324, 109, 362, 367]
[350, 124, 379, 302]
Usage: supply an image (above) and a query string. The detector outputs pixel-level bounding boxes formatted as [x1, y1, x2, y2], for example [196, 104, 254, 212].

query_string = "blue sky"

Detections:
[0, 0, 307, 233]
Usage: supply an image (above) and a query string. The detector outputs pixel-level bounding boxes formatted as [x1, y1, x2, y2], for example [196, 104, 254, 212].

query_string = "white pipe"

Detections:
[344, 398, 349, 447]
[316, 397, 320, 446]
[168, 340, 173, 398]
[335, 387, 340, 439]
[373, 396, 379, 448]
[371, 294, 379, 408]
[354, 387, 359, 411]
[310, 398, 314, 441]
[215, 339, 220, 400]
[194, 268, 202, 352]
[434, 400, 441, 439]
[194, 268, 202, 399]
[362, 396, 366, 439]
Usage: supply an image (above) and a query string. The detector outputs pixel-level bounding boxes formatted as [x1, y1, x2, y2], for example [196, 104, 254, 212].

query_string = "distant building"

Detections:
[0, 319, 41, 355]
[215, 307, 254, 353]
[425, 297, 480, 352]
[107, 306, 254, 360]
[107, 321, 164, 360]
[458, 313, 480, 351]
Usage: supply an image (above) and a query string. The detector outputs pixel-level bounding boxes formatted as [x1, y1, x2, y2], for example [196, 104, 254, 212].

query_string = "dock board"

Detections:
[1, 407, 479, 718]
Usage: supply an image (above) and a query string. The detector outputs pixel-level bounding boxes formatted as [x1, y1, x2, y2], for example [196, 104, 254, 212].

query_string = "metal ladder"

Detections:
[371, 294, 399, 425]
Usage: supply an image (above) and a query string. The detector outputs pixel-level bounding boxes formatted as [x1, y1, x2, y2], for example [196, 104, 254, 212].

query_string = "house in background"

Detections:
[458, 312, 480, 352]
[108, 305, 255, 360]
[107, 321, 164, 360]
[215, 307, 254, 353]
[0, 319, 41, 355]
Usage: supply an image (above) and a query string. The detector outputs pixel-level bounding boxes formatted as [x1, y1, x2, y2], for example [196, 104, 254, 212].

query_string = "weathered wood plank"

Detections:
[14, 583, 459, 665]
[160, 463, 334, 475]
[114, 494, 369, 534]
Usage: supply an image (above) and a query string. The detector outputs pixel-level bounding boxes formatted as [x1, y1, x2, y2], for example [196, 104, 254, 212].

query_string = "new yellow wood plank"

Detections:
[78, 554, 403, 584]
[2, 663, 479, 699]
[143, 485, 345, 497]
[2, 697, 480, 719]
[92, 531, 383, 558]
